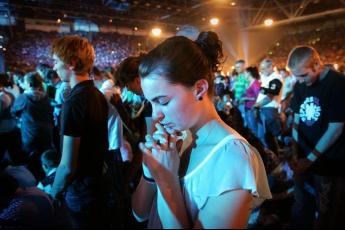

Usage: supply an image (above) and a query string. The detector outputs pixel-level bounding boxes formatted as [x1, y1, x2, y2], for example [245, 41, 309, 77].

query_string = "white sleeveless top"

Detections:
[180, 133, 272, 222]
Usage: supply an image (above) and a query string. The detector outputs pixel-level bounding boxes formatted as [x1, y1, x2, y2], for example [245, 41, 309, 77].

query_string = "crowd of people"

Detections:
[0, 27, 344, 229]
[265, 26, 345, 72]
[4, 30, 145, 73]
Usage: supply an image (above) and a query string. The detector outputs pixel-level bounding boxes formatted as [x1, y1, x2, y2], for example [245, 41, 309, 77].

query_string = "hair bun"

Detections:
[195, 31, 224, 72]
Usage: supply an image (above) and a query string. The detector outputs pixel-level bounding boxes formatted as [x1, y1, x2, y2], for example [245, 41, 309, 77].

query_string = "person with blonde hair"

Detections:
[288, 45, 345, 228]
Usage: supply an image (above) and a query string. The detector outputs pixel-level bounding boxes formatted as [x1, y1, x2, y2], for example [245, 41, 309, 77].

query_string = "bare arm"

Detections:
[253, 95, 273, 108]
[293, 113, 344, 156]
[131, 177, 157, 221]
[156, 176, 190, 228]
[194, 190, 252, 229]
[313, 122, 344, 156]
[51, 135, 80, 199]
[291, 113, 344, 172]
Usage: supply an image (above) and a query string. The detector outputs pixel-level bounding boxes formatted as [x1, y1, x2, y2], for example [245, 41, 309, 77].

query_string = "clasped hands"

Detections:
[288, 155, 313, 174]
[139, 123, 180, 182]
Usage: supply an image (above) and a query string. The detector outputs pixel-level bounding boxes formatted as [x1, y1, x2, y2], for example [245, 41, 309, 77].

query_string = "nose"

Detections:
[152, 104, 164, 122]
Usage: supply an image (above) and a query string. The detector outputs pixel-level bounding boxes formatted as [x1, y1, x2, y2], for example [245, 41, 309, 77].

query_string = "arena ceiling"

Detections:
[4, 0, 345, 32]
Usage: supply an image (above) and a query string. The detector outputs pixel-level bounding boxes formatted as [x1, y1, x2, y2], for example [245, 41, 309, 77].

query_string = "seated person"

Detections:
[0, 159, 36, 188]
[0, 173, 54, 228]
[37, 149, 59, 196]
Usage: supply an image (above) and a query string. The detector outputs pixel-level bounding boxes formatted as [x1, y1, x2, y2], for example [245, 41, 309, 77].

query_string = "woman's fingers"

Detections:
[139, 142, 152, 155]
[145, 134, 156, 149]
[155, 122, 165, 133]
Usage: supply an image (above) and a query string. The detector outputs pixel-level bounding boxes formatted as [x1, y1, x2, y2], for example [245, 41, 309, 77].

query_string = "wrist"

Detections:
[142, 163, 153, 179]
[142, 174, 156, 184]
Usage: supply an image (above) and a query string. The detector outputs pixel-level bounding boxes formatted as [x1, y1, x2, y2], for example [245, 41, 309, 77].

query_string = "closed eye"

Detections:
[158, 98, 170, 106]
[298, 73, 308, 78]
[150, 96, 170, 106]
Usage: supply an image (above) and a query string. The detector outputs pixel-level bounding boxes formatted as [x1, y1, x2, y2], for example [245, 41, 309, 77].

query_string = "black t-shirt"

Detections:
[61, 80, 108, 179]
[290, 69, 345, 173]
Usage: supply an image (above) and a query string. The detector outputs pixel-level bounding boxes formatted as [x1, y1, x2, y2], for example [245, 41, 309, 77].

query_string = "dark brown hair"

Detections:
[116, 53, 146, 87]
[139, 31, 224, 94]
[0, 73, 11, 88]
[24, 72, 43, 89]
[245, 66, 260, 80]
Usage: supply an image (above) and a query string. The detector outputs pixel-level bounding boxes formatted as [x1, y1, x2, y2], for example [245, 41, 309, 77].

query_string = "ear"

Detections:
[193, 79, 209, 100]
[67, 64, 74, 71]
[68, 59, 77, 71]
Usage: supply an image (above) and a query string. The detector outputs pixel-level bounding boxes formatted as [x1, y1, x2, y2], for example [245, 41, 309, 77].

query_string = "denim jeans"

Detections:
[290, 173, 345, 229]
[257, 107, 281, 153]
[290, 173, 317, 229]
[64, 177, 105, 228]
[245, 109, 258, 138]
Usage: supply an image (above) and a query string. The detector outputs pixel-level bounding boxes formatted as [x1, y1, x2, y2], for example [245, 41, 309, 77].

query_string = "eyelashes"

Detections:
[160, 101, 169, 106]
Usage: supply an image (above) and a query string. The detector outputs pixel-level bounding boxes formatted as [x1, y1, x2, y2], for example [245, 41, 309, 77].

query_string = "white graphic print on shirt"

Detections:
[299, 96, 321, 126]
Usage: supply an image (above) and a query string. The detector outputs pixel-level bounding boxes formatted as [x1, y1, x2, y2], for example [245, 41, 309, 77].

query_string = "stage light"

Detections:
[264, 18, 274, 26]
[57, 18, 61, 23]
[151, 27, 162, 37]
[210, 18, 219, 26]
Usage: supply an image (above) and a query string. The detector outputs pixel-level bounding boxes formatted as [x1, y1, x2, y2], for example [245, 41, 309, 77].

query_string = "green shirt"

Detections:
[233, 73, 250, 101]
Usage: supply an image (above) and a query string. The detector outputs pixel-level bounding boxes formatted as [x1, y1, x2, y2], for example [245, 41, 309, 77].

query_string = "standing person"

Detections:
[254, 59, 283, 154]
[11, 72, 54, 180]
[288, 46, 345, 228]
[232, 59, 250, 126]
[50, 35, 109, 228]
[116, 54, 153, 187]
[240, 66, 261, 137]
[131, 31, 271, 228]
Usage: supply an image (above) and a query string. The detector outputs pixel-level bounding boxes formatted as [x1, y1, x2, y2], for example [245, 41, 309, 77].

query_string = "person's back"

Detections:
[3, 165, 37, 188]
[11, 72, 54, 155]
[0, 173, 54, 228]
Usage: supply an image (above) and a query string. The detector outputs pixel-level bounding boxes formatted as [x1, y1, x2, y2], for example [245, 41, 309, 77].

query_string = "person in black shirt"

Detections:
[50, 35, 108, 228]
[288, 46, 345, 228]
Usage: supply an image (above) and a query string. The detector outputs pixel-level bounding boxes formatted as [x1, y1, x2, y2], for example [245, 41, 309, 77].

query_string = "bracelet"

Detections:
[307, 152, 318, 162]
[142, 174, 155, 184]
[312, 148, 322, 158]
